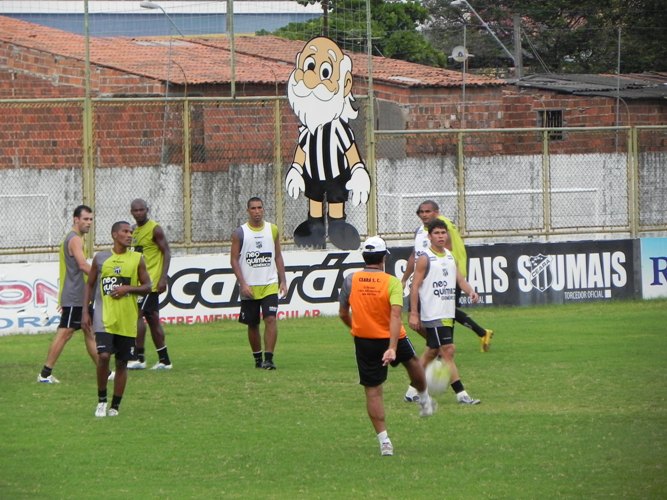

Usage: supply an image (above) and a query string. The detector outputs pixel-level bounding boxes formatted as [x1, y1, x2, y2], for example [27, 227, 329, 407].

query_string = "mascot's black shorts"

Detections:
[304, 172, 351, 204]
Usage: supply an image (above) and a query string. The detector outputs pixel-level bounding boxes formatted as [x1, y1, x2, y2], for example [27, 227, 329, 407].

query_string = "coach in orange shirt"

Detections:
[339, 236, 435, 457]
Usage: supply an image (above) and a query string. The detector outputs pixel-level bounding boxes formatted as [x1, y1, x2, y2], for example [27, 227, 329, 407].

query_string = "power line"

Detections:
[521, 29, 551, 74]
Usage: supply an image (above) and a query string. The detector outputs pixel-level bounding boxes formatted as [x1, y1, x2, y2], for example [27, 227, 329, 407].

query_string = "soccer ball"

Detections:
[425, 358, 451, 396]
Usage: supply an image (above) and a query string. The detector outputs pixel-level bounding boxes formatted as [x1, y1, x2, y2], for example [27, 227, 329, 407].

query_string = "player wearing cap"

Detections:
[339, 236, 435, 457]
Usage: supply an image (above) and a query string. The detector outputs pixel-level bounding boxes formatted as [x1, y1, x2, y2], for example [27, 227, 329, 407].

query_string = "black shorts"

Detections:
[239, 294, 279, 327]
[138, 292, 160, 317]
[354, 336, 418, 387]
[425, 325, 454, 349]
[303, 173, 351, 204]
[58, 305, 94, 330]
[95, 331, 136, 361]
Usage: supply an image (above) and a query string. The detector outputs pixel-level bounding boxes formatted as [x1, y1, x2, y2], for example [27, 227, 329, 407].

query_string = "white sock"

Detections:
[418, 390, 430, 402]
[377, 430, 389, 443]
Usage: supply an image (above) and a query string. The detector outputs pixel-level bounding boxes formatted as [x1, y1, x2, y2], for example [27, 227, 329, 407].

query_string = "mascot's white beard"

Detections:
[288, 57, 358, 134]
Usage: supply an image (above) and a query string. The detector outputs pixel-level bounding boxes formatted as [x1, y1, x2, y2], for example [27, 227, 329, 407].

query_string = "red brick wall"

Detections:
[1, 41, 664, 166]
[0, 43, 167, 98]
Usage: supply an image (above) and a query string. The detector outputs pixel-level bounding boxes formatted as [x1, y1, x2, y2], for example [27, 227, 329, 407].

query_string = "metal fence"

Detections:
[0, 96, 665, 257]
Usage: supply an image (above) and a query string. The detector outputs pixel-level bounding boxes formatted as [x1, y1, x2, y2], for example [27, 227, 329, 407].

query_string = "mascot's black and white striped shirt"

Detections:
[298, 119, 355, 181]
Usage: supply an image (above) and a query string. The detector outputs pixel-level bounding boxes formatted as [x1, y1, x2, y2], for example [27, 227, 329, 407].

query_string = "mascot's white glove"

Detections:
[345, 163, 370, 206]
[285, 162, 305, 199]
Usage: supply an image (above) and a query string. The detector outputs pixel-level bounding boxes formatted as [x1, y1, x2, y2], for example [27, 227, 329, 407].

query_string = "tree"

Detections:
[267, 0, 447, 67]
[423, 0, 667, 74]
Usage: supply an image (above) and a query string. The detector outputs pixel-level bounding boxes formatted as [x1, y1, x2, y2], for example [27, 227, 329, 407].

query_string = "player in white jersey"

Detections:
[231, 197, 287, 369]
[409, 217, 481, 405]
[401, 200, 493, 353]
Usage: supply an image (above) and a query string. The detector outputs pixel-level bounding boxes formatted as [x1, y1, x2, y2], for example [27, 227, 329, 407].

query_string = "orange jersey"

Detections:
[346, 270, 406, 340]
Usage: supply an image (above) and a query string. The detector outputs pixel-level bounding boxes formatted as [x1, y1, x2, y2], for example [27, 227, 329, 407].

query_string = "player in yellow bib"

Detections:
[128, 199, 173, 370]
[83, 221, 151, 417]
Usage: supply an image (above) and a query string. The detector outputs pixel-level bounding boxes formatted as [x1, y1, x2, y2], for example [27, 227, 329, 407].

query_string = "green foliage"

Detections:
[273, 0, 666, 72]
[424, 0, 667, 73]
[1, 299, 666, 498]
[270, 0, 447, 67]
[383, 31, 447, 67]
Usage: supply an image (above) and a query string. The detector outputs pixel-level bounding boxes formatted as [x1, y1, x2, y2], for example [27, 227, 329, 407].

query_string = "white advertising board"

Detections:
[0, 250, 368, 336]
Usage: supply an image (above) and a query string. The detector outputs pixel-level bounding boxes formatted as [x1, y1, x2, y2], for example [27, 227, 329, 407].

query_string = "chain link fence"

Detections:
[637, 126, 667, 231]
[0, 100, 85, 252]
[0, 97, 665, 257]
[375, 127, 655, 239]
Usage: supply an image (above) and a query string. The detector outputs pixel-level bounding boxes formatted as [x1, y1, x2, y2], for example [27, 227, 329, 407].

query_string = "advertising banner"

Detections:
[388, 239, 637, 307]
[0, 238, 645, 336]
[0, 251, 367, 336]
[0, 262, 60, 334]
[640, 237, 667, 299]
[159, 251, 364, 325]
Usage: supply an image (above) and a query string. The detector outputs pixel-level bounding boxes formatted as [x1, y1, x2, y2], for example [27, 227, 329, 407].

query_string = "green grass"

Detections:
[1, 300, 666, 499]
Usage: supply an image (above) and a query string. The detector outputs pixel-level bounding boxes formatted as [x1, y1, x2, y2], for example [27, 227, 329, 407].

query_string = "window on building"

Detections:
[537, 109, 563, 140]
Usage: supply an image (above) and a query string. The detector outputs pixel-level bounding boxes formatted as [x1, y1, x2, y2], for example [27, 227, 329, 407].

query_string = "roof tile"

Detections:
[0, 15, 503, 88]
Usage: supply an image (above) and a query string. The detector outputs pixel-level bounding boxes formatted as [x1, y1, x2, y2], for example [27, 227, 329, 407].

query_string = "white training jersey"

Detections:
[418, 247, 457, 322]
[413, 225, 429, 258]
[239, 223, 278, 287]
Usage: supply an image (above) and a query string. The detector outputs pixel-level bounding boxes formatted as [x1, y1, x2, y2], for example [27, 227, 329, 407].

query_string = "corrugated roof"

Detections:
[0, 15, 504, 88]
[518, 73, 667, 100]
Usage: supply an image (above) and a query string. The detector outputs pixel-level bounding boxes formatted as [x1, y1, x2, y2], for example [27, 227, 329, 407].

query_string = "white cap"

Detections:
[362, 236, 389, 254]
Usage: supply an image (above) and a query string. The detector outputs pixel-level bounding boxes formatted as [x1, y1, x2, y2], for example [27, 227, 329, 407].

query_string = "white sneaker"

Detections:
[37, 374, 60, 384]
[457, 392, 481, 405]
[419, 397, 438, 417]
[95, 402, 108, 417]
[380, 440, 394, 456]
[151, 362, 173, 370]
[107, 371, 115, 381]
[127, 360, 146, 370]
[404, 385, 419, 403]
[107, 408, 119, 417]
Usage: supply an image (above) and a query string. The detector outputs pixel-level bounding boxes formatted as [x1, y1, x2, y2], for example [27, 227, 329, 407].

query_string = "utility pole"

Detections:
[513, 13, 523, 78]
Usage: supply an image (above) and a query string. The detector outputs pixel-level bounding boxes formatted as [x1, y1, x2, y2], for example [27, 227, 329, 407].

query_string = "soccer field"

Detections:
[1, 300, 666, 499]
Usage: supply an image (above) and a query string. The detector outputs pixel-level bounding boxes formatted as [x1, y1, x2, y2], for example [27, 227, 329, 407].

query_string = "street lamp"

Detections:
[139, 0, 187, 165]
[140, 0, 236, 97]
[139, 0, 186, 37]
[450, 0, 515, 64]
[139, 0, 188, 94]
